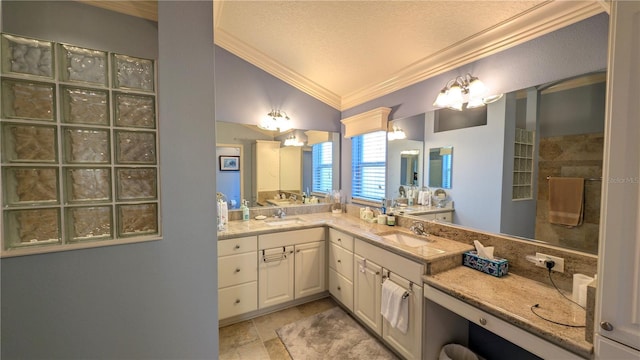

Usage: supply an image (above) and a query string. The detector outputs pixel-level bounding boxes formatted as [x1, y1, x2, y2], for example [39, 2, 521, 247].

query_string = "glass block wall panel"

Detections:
[3, 167, 59, 206]
[1, 33, 159, 256]
[59, 44, 107, 86]
[4, 208, 61, 249]
[1, 78, 55, 121]
[115, 131, 156, 164]
[64, 168, 111, 203]
[512, 128, 535, 200]
[66, 206, 113, 242]
[112, 54, 154, 92]
[117, 203, 158, 237]
[114, 92, 155, 128]
[61, 86, 109, 125]
[1, 34, 54, 78]
[63, 127, 110, 163]
[116, 168, 157, 201]
[2, 123, 57, 163]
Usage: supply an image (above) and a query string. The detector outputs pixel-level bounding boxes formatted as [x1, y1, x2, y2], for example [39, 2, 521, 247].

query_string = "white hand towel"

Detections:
[381, 280, 406, 329]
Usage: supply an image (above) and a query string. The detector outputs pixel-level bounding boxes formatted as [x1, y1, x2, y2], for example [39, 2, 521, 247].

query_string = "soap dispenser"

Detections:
[241, 199, 250, 221]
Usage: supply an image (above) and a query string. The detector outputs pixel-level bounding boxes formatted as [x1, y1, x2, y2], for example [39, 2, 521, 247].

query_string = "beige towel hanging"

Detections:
[548, 177, 585, 227]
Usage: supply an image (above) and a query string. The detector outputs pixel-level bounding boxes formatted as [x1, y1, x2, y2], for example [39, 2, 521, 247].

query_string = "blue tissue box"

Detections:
[462, 251, 509, 277]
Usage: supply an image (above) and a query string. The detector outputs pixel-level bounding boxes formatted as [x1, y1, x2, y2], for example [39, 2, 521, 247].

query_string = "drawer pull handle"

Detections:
[234, 268, 241, 273]
[338, 238, 342, 242]
[235, 299, 241, 304]
[337, 259, 341, 263]
[376, 271, 380, 275]
[337, 286, 341, 291]
[296, 249, 300, 253]
[479, 318, 487, 326]
[600, 322, 614, 331]
[234, 245, 240, 250]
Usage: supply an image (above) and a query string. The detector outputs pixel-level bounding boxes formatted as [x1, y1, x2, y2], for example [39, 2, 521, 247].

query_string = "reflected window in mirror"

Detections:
[352, 131, 386, 202]
[312, 142, 332, 194]
[429, 147, 453, 189]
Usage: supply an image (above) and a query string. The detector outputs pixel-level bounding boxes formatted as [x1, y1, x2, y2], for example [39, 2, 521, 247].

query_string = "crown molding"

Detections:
[340, 107, 391, 138]
[214, 1, 604, 112]
[341, 1, 605, 110]
[214, 29, 342, 110]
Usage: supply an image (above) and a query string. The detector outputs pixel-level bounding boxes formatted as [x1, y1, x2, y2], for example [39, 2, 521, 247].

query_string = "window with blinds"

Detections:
[352, 131, 386, 202]
[312, 142, 333, 193]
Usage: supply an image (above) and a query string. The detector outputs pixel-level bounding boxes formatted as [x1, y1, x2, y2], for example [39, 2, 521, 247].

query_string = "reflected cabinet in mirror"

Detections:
[408, 71, 605, 254]
[215, 121, 340, 209]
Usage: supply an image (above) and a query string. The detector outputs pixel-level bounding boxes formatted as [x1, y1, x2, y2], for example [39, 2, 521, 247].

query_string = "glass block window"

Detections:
[512, 128, 535, 200]
[1, 33, 160, 257]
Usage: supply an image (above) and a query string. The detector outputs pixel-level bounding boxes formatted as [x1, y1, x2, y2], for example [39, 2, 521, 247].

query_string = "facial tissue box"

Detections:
[462, 251, 509, 277]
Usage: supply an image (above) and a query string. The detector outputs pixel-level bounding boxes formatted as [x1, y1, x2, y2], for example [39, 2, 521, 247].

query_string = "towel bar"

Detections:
[546, 176, 601, 181]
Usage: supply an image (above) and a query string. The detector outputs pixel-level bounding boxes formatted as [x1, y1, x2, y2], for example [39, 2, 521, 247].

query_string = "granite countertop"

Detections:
[425, 266, 592, 359]
[218, 212, 471, 264]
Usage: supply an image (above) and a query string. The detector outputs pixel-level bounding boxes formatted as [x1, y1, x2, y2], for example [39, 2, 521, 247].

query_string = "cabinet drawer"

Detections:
[435, 212, 452, 222]
[329, 228, 354, 251]
[329, 268, 354, 312]
[259, 227, 325, 249]
[218, 236, 258, 256]
[329, 243, 354, 281]
[218, 252, 258, 288]
[355, 239, 424, 284]
[219, 281, 258, 320]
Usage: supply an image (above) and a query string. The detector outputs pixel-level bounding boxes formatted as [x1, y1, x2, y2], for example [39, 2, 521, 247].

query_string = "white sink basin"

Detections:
[263, 217, 306, 226]
[381, 232, 445, 255]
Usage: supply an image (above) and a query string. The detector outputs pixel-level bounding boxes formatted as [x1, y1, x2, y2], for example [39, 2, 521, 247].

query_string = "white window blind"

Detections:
[352, 131, 386, 202]
[312, 142, 333, 193]
[442, 153, 452, 188]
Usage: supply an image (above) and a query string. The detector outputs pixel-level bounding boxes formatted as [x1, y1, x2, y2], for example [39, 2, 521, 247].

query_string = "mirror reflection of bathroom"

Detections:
[429, 146, 453, 189]
[400, 150, 420, 186]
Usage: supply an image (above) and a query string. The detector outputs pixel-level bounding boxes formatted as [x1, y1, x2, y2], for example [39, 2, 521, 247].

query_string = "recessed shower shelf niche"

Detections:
[0, 32, 161, 257]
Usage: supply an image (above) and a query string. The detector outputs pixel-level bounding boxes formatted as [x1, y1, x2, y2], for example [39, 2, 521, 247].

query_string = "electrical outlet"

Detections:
[535, 252, 565, 273]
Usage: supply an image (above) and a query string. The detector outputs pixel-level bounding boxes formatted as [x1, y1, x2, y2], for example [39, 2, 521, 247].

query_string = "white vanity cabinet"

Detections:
[328, 228, 355, 311]
[258, 227, 326, 309]
[354, 238, 424, 360]
[218, 236, 259, 320]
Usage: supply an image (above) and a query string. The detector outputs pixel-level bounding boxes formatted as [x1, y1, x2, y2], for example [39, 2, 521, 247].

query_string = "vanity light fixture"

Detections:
[283, 135, 304, 147]
[432, 73, 503, 111]
[258, 109, 293, 132]
[387, 124, 407, 141]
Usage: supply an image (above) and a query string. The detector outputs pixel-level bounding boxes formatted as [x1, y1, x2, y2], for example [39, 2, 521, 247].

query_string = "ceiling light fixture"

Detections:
[432, 73, 503, 111]
[283, 135, 304, 147]
[258, 110, 293, 132]
[387, 124, 407, 141]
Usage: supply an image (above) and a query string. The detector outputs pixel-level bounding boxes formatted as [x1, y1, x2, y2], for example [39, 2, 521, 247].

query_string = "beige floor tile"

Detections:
[296, 296, 337, 317]
[252, 306, 304, 341]
[219, 320, 260, 351]
[264, 338, 292, 360]
[219, 339, 270, 360]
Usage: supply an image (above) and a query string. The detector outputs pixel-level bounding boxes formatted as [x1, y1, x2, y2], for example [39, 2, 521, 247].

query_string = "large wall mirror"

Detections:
[386, 114, 425, 202]
[404, 71, 605, 255]
[216, 121, 340, 209]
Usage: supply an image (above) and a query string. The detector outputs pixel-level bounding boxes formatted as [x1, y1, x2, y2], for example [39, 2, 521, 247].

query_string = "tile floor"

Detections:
[219, 297, 340, 359]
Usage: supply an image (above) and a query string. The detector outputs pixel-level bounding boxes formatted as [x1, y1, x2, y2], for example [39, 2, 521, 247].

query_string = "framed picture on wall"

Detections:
[219, 156, 240, 171]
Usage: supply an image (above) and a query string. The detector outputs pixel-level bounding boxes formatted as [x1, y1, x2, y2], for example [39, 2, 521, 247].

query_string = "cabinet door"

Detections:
[294, 241, 326, 298]
[597, 0, 640, 353]
[258, 246, 294, 309]
[382, 273, 423, 360]
[353, 255, 383, 336]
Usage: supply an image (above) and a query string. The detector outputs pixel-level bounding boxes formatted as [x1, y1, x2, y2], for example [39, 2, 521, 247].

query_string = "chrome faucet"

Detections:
[409, 221, 428, 236]
[275, 208, 286, 218]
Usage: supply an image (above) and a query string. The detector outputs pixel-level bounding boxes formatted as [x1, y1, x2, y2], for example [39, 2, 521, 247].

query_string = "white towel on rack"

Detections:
[381, 279, 408, 332]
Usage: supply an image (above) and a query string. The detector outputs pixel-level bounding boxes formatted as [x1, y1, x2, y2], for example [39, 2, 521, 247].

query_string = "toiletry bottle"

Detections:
[381, 198, 386, 215]
[386, 213, 395, 226]
[241, 199, 250, 221]
[363, 207, 373, 221]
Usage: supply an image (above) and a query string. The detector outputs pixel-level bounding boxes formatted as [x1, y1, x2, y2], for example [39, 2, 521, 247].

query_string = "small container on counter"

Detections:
[386, 213, 395, 226]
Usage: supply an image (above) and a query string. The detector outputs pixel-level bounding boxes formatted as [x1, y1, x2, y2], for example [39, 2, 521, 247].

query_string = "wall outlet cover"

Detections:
[535, 252, 565, 273]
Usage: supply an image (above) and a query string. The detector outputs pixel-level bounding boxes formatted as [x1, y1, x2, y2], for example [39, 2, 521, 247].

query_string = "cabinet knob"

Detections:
[296, 249, 300, 253]
[338, 238, 342, 242]
[235, 299, 241, 304]
[337, 259, 341, 263]
[479, 318, 487, 326]
[376, 271, 380, 275]
[234, 245, 240, 250]
[234, 268, 241, 273]
[337, 286, 341, 291]
[600, 321, 614, 331]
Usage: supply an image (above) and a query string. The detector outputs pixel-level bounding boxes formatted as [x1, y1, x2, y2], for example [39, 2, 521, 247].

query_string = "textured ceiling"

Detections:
[78, 1, 606, 110]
